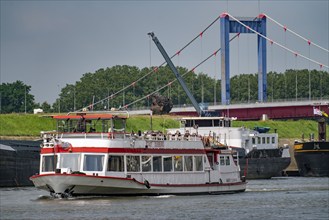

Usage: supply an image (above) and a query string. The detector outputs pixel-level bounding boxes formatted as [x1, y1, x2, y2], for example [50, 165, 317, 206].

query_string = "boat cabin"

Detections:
[167, 116, 279, 153]
[181, 117, 233, 129]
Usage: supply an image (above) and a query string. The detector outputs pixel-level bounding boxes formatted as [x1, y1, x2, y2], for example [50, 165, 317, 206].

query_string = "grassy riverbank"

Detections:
[0, 114, 55, 137]
[0, 113, 325, 140]
[232, 120, 322, 139]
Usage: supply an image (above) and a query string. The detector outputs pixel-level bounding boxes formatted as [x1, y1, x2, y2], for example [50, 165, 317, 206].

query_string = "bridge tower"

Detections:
[220, 13, 267, 105]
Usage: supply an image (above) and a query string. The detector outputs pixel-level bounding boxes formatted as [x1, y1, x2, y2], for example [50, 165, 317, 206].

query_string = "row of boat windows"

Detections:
[219, 156, 231, 166]
[41, 154, 205, 173]
[252, 136, 276, 145]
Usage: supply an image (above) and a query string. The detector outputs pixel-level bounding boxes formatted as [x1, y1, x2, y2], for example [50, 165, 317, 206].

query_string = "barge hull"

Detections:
[294, 152, 329, 177]
[239, 157, 291, 179]
[294, 141, 329, 177]
[0, 140, 40, 187]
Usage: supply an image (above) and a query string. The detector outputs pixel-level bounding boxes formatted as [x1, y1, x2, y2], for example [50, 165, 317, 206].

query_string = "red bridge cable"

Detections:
[75, 14, 222, 112]
[119, 33, 241, 110]
[227, 13, 329, 69]
[264, 13, 329, 53]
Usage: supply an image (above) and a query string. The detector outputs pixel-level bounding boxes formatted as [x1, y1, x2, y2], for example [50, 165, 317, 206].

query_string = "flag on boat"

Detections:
[313, 107, 328, 117]
[313, 107, 323, 116]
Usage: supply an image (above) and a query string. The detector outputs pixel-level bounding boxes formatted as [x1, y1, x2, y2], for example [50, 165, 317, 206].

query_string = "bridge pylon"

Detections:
[220, 13, 267, 105]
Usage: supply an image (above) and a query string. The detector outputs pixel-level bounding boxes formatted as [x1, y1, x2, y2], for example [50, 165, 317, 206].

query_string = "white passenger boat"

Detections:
[30, 112, 246, 198]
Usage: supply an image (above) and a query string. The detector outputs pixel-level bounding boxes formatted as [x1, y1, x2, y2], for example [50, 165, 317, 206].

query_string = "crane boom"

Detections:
[148, 32, 204, 116]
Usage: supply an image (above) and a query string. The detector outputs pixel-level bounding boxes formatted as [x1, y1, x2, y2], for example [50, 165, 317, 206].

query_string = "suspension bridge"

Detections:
[81, 12, 329, 120]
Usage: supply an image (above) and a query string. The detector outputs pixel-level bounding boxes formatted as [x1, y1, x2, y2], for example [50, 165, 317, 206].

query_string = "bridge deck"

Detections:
[129, 100, 329, 120]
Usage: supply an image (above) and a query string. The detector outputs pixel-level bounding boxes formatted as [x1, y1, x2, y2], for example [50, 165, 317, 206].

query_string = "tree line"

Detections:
[1, 65, 328, 113]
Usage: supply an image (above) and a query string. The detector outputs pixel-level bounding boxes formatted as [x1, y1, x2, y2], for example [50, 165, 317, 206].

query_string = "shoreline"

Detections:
[0, 136, 39, 141]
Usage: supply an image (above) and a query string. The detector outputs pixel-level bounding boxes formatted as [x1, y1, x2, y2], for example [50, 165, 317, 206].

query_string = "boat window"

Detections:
[75, 119, 86, 133]
[153, 156, 162, 172]
[42, 155, 57, 172]
[272, 137, 276, 144]
[207, 153, 214, 168]
[112, 118, 126, 133]
[174, 156, 183, 172]
[83, 155, 104, 171]
[126, 156, 140, 172]
[225, 156, 230, 165]
[220, 156, 225, 165]
[224, 120, 231, 127]
[56, 120, 65, 132]
[142, 156, 152, 172]
[191, 119, 221, 127]
[184, 156, 193, 171]
[163, 156, 173, 172]
[108, 155, 124, 172]
[60, 154, 80, 171]
[194, 156, 203, 171]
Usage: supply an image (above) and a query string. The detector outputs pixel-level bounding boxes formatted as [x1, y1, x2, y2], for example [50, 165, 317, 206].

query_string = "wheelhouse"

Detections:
[53, 113, 127, 136]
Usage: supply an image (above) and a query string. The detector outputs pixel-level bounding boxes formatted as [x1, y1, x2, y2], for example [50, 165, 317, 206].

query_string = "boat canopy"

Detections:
[52, 112, 127, 133]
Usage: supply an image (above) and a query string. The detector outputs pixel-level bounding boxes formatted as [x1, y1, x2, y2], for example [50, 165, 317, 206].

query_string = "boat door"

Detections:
[206, 150, 219, 170]
[206, 153, 214, 169]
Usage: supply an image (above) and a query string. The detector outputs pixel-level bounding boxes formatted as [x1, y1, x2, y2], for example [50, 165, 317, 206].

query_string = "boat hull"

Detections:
[30, 174, 246, 197]
[239, 157, 291, 179]
[236, 148, 291, 179]
[0, 140, 40, 187]
[294, 141, 329, 177]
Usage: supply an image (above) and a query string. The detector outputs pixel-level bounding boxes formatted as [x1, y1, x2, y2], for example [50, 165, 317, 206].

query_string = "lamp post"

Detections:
[107, 88, 110, 110]
[24, 86, 27, 114]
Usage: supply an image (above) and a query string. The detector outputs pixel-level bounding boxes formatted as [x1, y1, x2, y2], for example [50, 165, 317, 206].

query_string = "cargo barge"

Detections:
[294, 118, 329, 177]
[0, 140, 40, 187]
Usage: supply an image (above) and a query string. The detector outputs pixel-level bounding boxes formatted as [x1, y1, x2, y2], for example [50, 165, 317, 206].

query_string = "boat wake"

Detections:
[152, 195, 176, 199]
[34, 195, 54, 200]
[246, 188, 289, 193]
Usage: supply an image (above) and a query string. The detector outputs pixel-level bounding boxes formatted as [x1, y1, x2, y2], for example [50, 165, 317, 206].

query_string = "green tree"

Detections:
[53, 66, 329, 113]
[41, 101, 52, 113]
[0, 80, 35, 113]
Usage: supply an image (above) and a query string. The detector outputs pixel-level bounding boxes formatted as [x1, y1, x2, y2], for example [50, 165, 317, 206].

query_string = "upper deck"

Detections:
[41, 111, 208, 151]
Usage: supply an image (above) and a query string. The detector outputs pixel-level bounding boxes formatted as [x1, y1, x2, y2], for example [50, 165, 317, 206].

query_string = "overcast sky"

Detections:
[1, 0, 328, 104]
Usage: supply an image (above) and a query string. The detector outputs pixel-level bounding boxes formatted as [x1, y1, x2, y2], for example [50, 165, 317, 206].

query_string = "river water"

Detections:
[0, 177, 328, 220]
